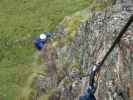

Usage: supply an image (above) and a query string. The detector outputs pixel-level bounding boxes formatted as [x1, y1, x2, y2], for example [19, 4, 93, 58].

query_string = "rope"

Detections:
[89, 14, 133, 86]
[81, 15, 133, 83]
[99, 14, 133, 67]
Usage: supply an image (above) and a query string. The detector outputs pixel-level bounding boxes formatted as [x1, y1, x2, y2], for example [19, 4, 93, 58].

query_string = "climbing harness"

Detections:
[34, 32, 54, 50]
[80, 15, 133, 100]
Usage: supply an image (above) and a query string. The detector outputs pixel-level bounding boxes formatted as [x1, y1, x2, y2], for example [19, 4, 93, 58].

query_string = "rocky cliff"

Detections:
[79, 1, 133, 100]
[21, 0, 133, 100]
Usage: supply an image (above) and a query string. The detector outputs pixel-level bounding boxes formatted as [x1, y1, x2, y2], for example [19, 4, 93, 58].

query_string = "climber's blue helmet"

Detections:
[34, 32, 54, 50]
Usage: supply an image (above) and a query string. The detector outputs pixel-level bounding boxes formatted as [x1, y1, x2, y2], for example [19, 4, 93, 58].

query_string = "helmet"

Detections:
[40, 34, 47, 40]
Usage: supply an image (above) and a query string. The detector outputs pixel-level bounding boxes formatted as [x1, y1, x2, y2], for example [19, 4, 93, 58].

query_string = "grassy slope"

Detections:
[0, 0, 89, 100]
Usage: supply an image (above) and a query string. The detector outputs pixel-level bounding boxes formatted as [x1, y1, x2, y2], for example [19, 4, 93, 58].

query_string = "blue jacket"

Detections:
[80, 87, 96, 100]
[34, 37, 46, 50]
[80, 94, 96, 100]
[34, 32, 54, 50]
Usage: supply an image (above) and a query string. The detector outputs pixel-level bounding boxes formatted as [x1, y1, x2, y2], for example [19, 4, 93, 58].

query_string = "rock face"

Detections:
[34, 0, 133, 100]
[78, 1, 133, 100]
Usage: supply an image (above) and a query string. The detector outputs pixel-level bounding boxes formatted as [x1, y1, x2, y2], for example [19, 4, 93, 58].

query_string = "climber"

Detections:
[79, 64, 99, 100]
[33, 32, 55, 50]
[79, 84, 97, 100]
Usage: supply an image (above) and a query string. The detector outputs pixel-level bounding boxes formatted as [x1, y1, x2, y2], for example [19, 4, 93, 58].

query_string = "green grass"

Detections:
[0, 0, 89, 100]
